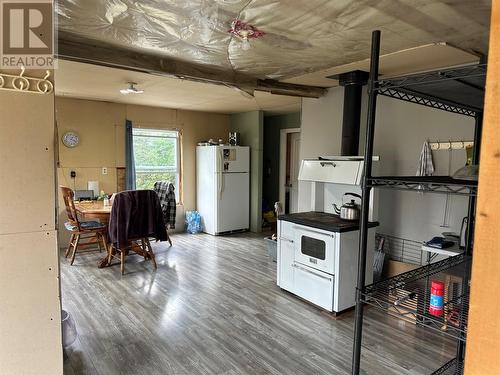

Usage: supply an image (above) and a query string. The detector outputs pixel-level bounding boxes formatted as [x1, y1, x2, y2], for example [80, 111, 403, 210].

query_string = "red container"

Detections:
[429, 281, 445, 317]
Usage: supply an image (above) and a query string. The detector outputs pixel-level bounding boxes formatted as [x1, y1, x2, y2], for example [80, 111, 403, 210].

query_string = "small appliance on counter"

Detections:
[229, 132, 240, 146]
[74, 190, 95, 201]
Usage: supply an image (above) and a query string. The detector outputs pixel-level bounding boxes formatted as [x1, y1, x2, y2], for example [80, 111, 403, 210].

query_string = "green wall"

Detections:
[263, 113, 301, 211]
[230, 111, 264, 233]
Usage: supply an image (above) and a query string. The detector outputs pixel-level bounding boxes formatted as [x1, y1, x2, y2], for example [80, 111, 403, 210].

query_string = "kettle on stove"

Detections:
[333, 193, 362, 221]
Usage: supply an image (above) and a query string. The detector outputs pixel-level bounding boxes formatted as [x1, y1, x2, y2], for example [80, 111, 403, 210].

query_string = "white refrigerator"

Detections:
[196, 145, 250, 235]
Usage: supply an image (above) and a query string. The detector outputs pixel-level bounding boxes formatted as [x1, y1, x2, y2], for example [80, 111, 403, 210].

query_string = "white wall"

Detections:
[300, 87, 344, 159]
[298, 87, 344, 212]
[299, 87, 474, 243]
[374, 96, 473, 241]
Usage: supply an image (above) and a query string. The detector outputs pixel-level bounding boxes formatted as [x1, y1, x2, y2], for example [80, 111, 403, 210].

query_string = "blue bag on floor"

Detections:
[185, 211, 202, 234]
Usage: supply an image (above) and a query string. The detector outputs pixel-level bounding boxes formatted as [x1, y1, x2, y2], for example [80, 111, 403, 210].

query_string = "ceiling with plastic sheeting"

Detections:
[56, 0, 491, 84]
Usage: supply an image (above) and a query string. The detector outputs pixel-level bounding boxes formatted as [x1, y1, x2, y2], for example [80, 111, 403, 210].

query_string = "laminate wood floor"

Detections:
[61, 232, 455, 375]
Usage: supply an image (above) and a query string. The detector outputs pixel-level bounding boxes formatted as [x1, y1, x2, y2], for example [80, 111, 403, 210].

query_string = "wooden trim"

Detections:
[279, 128, 301, 211]
[131, 125, 183, 203]
[57, 33, 326, 99]
[464, 3, 499, 374]
[178, 128, 184, 205]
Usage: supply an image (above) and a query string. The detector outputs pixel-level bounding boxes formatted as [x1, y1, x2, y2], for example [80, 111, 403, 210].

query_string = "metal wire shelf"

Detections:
[368, 176, 477, 196]
[362, 254, 471, 342]
[376, 233, 426, 265]
[377, 87, 478, 117]
[431, 357, 463, 375]
[376, 64, 487, 90]
[374, 64, 486, 117]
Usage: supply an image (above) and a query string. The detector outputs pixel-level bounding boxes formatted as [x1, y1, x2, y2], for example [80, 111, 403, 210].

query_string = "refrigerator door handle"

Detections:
[216, 148, 223, 199]
[216, 146, 222, 173]
[219, 173, 225, 199]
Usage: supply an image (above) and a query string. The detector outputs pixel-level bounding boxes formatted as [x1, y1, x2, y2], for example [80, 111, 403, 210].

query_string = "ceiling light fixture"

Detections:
[228, 19, 265, 51]
[119, 82, 144, 95]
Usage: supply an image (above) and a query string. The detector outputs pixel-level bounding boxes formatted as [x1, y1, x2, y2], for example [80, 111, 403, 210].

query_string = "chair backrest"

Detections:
[60, 186, 81, 230]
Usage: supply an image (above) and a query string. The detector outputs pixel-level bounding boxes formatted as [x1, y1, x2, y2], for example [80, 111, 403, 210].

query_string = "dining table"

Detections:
[74, 200, 113, 268]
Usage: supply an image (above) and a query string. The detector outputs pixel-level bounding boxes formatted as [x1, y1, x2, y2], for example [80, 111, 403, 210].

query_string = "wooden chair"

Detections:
[107, 190, 167, 275]
[60, 186, 107, 265]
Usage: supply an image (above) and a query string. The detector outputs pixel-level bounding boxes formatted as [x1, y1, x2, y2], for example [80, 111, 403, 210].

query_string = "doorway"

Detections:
[279, 128, 301, 214]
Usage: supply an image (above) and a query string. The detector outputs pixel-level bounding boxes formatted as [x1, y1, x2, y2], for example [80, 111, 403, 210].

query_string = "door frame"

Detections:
[279, 128, 301, 211]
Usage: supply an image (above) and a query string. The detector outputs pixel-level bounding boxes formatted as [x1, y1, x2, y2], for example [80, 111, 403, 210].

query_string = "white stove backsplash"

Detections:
[323, 183, 378, 221]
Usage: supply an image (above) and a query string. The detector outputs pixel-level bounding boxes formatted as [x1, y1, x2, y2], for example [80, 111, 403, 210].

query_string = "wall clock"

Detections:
[62, 131, 80, 148]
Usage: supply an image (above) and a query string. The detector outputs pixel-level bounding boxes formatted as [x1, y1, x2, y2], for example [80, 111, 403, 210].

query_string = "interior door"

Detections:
[289, 132, 301, 213]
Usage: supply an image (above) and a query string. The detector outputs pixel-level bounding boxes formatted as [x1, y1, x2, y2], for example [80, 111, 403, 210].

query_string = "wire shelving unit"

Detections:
[351, 30, 485, 375]
[362, 254, 471, 341]
[431, 357, 464, 375]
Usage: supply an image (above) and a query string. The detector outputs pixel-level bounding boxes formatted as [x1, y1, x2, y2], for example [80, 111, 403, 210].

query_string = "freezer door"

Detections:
[215, 146, 250, 173]
[197, 146, 217, 174]
[216, 172, 249, 233]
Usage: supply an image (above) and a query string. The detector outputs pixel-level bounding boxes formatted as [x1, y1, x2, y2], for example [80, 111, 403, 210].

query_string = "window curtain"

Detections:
[125, 120, 136, 190]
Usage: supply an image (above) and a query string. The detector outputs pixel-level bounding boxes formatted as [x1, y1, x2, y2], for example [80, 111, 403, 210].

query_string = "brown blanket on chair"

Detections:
[108, 190, 168, 249]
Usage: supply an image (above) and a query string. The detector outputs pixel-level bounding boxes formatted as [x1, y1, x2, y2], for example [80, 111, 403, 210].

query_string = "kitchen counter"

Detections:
[278, 211, 379, 233]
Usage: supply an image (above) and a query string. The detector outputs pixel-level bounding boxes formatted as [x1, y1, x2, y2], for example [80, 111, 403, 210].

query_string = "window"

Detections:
[132, 128, 181, 200]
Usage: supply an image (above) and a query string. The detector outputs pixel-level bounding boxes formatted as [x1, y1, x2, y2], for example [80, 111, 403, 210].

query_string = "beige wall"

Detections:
[56, 97, 230, 243]
[0, 85, 63, 372]
[230, 111, 264, 233]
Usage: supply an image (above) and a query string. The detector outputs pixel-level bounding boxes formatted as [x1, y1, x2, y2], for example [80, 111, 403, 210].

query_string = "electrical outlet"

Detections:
[70, 171, 76, 178]
[102, 167, 108, 175]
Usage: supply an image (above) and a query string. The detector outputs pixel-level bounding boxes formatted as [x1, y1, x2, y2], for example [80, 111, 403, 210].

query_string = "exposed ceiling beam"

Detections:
[56, 33, 326, 99]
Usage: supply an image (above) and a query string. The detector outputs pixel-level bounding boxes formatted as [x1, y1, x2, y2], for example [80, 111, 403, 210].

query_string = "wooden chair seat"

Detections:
[64, 220, 105, 232]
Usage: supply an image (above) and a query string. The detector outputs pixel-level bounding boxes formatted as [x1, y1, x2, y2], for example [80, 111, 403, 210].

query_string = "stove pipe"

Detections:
[334, 70, 369, 156]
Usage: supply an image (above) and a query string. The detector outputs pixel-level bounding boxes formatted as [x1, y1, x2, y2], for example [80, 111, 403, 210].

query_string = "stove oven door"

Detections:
[293, 225, 336, 275]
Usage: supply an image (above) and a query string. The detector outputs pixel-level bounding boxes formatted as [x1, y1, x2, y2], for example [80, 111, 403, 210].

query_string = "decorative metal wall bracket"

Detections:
[0, 67, 53, 94]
